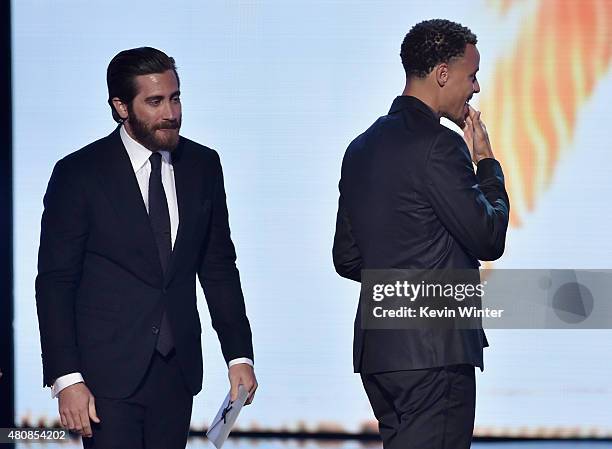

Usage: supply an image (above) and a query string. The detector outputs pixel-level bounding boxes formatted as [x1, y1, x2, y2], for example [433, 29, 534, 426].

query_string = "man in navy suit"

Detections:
[333, 20, 510, 448]
[36, 47, 257, 448]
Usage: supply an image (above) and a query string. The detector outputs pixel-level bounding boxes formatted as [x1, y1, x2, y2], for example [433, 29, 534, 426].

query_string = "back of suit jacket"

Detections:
[333, 96, 509, 374]
[36, 128, 253, 398]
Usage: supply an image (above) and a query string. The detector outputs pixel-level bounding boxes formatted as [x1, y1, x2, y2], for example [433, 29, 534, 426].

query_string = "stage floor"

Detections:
[15, 439, 612, 448]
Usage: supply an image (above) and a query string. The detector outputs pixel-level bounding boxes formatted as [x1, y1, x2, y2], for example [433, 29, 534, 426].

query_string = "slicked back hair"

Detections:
[107, 47, 179, 123]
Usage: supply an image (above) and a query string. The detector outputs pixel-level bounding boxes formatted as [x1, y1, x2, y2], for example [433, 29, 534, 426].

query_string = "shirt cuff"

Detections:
[228, 358, 254, 368]
[51, 372, 84, 398]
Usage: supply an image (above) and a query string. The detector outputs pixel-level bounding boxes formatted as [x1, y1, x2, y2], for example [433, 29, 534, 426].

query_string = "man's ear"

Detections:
[434, 63, 449, 87]
[111, 97, 129, 121]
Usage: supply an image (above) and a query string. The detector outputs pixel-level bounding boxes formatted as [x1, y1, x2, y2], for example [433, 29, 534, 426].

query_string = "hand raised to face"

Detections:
[463, 104, 494, 164]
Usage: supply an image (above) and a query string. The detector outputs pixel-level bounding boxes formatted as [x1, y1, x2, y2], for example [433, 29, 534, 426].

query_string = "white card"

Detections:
[206, 385, 249, 449]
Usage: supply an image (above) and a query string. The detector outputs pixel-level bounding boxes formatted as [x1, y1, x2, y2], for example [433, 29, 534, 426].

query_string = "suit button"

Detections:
[162, 288, 167, 294]
[152, 326, 160, 335]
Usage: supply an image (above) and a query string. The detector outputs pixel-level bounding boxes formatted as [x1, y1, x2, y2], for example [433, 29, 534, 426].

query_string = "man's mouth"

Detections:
[156, 121, 180, 131]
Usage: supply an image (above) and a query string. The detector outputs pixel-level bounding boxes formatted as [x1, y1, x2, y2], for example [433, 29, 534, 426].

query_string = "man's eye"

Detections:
[148, 99, 161, 106]
[172, 97, 181, 103]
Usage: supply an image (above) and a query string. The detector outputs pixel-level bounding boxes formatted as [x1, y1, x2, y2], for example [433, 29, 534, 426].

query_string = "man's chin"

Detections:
[447, 115, 466, 129]
[440, 111, 466, 129]
[456, 109, 470, 129]
[155, 130, 180, 151]
[126, 119, 180, 152]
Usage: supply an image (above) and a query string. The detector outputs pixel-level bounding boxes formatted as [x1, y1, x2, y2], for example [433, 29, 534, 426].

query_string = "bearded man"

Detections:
[36, 47, 257, 449]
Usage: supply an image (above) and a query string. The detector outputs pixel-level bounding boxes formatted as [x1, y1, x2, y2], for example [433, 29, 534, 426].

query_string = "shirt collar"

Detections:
[119, 124, 172, 173]
[388, 95, 439, 123]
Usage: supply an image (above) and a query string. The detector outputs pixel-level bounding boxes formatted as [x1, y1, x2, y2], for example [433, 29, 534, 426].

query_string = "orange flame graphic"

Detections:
[480, 0, 612, 226]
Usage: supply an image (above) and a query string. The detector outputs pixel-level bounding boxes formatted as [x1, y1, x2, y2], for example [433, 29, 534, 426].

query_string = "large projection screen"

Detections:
[13, 0, 612, 437]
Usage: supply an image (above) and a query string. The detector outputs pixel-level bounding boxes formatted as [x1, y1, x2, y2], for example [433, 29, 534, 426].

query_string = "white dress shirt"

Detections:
[51, 125, 253, 398]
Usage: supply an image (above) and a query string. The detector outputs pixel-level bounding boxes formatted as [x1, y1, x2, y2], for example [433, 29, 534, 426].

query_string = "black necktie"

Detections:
[148, 152, 174, 356]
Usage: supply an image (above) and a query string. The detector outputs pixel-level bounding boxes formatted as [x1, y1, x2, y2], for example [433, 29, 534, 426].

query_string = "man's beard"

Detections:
[127, 109, 181, 152]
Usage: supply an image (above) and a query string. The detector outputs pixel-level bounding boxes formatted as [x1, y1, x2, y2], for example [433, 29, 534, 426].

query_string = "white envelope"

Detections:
[206, 385, 249, 449]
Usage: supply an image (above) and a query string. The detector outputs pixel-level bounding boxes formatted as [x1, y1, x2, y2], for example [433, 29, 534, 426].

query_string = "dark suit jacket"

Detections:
[333, 96, 509, 374]
[36, 127, 253, 398]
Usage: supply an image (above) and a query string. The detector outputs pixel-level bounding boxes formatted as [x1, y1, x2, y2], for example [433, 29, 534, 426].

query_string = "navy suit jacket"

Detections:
[36, 127, 253, 398]
[333, 96, 509, 374]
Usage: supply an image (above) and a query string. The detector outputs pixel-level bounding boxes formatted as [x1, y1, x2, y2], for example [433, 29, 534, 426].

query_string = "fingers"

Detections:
[238, 371, 257, 405]
[463, 116, 473, 135]
[229, 364, 258, 405]
[229, 376, 257, 404]
[68, 409, 83, 434]
[470, 110, 485, 136]
[467, 104, 478, 120]
[78, 407, 93, 438]
[67, 409, 88, 437]
[89, 395, 101, 424]
[246, 392, 256, 405]
[229, 378, 239, 402]
[473, 110, 485, 129]
[467, 105, 483, 129]
[467, 109, 494, 161]
[61, 408, 92, 438]
[473, 111, 490, 140]
[60, 408, 74, 431]
[471, 111, 480, 130]
[59, 405, 77, 432]
[58, 383, 96, 437]
[60, 398, 98, 439]
[466, 106, 484, 139]
[480, 117, 488, 134]
[245, 380, 258, 405]
[462, 117, 474, 144]
[59, 410, 68, 428]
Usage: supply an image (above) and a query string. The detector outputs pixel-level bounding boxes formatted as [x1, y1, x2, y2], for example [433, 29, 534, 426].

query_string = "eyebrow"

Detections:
[145, 95, 164, 102]
[144, 90, 181, 102]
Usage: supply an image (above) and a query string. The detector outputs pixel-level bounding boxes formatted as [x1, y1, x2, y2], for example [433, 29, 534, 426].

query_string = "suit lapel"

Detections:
[96, 128, 164, 283]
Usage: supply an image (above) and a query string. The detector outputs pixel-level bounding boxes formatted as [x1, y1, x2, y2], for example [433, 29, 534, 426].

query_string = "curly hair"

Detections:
[400, 19, 477, 78]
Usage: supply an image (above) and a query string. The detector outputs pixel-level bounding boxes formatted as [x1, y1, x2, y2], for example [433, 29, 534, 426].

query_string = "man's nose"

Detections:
[473, 79, 481, 93]
[162, 101, 179, 120]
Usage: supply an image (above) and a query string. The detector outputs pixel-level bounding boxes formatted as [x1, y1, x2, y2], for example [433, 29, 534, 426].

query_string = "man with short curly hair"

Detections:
[333, 19, 510, 448]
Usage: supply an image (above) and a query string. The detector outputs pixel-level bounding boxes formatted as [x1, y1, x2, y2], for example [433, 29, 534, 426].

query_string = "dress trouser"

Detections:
[83, 349, 193, 449]
[361, 364, 476, 449]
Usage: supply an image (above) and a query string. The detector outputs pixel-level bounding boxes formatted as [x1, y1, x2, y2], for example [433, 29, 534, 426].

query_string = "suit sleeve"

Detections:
[198, 153, 254, 364]
[35, 159, 88, 387]
[332, 177, 363, 282]
[425, 130, 510, 261]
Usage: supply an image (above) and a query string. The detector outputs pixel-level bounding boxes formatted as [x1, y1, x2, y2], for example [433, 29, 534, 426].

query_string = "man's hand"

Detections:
[58, 382, 100, 437]
[462, 112, 475, 161]
[228, 364, 258, 405]
[463, 105, 494, 164]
